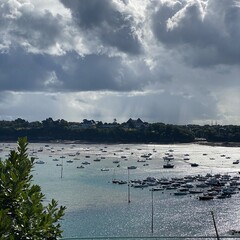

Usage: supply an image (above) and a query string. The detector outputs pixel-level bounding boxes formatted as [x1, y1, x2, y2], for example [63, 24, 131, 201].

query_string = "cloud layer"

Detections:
[0, 0, 240, 124]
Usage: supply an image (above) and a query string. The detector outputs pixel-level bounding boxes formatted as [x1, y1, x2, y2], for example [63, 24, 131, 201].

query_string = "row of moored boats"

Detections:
[112, 173, 240, 200]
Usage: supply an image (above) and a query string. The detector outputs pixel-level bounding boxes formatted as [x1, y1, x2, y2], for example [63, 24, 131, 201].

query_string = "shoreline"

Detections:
[1, 139, 240, 147]
[196, 141, 240, 147]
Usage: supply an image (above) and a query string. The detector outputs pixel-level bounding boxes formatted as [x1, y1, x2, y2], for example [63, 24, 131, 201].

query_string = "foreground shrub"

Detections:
[0, 137, 66, 239]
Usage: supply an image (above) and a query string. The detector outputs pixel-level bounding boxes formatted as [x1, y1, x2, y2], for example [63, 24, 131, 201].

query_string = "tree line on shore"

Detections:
[0, 118, 240, 143]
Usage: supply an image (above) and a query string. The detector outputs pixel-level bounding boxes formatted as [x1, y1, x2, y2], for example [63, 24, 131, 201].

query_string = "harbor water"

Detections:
[1, 142, 240, 238]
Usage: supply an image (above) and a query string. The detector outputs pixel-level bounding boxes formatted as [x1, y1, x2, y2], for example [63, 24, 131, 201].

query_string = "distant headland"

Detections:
[0, 117, 240, 145]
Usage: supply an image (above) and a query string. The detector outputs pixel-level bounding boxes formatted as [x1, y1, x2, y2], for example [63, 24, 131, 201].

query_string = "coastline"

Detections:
[1, 138, 240, 147]
[196, 141, 240, 147]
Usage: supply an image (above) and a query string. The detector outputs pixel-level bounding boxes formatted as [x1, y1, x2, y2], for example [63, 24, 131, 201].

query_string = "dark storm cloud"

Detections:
[0, 48, 55, 91]
[0, 48, 154, 92]
[60, 0, 142, 55]
[151, 0, 240, 66]
[57, 52, 155, 91]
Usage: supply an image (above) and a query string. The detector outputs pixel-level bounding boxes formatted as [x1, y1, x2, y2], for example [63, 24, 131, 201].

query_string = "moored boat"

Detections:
[93, 158, 101, 162]
[82, 161, 90, 165]
[163, 162, 174, 168]
[113, 160, 120, 164]
[189, 189, 203, 194]
[128, 166, 137, 169]
[36, 160, 45, 164]
[191, 163, 199, 167]
[150, 187, 165, 191]
[198, 195, 214, 200]
[77, 165, 84, 169]
[101, 168, 110, 171]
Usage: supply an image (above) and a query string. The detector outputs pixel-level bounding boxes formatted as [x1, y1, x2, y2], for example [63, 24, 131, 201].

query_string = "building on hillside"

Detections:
[80, 119, 96, 129]
[124, 118, 148, 129]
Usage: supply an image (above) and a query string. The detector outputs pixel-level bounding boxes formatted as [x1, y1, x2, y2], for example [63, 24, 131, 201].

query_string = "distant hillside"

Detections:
[1, 118, 240, 144]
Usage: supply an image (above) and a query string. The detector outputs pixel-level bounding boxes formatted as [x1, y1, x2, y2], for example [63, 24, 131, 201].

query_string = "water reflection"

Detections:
[1, 142, 240, 238]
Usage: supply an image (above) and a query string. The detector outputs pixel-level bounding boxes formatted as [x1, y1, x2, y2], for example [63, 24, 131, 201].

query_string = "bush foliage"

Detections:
[0, 137, 66, 239]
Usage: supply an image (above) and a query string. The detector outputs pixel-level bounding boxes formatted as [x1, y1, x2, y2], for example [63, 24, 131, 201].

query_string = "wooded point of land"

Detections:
[0, 118, 240, 144]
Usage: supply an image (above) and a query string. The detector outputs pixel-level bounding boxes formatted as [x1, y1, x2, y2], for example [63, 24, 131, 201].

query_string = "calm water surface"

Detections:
[1, 142, 240, 238]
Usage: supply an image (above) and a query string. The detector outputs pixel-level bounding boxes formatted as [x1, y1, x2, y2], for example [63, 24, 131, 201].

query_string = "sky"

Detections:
[0, 0, 240, 125]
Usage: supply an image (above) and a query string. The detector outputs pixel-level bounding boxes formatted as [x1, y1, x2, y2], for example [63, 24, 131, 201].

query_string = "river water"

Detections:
[1, 142, 240, 239]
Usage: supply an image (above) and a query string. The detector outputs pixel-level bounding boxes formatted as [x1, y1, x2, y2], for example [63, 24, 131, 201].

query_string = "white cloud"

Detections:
[152, 0, 240, 66]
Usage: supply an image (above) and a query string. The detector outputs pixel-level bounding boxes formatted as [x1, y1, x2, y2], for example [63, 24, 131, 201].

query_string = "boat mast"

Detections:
[151, 189, 154, 234]
[61, 159, 63, 179]
[211, 211, 220, 240]
[128, 168, 131, 203]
